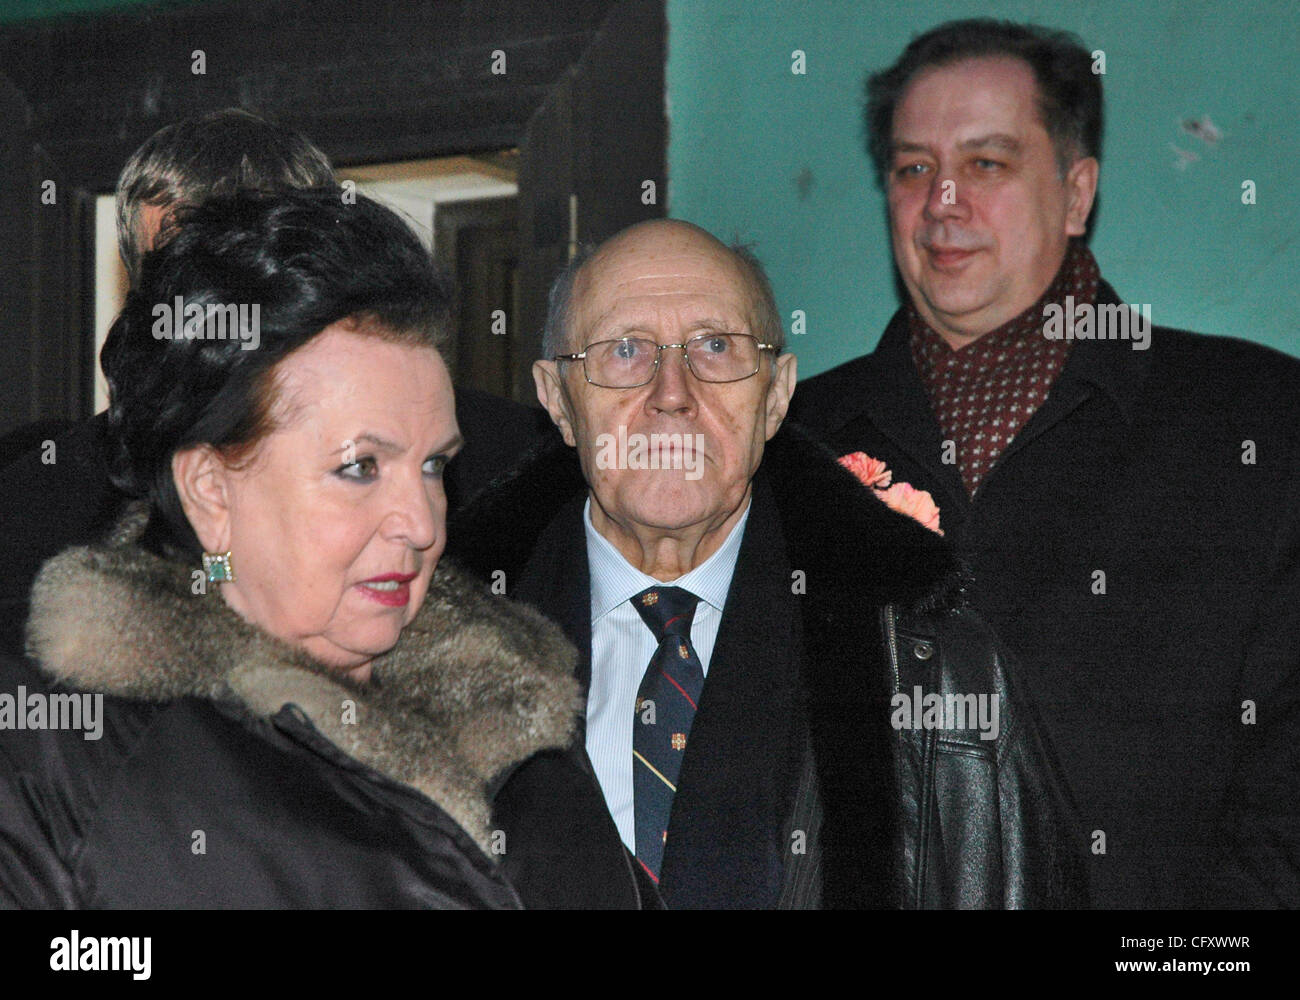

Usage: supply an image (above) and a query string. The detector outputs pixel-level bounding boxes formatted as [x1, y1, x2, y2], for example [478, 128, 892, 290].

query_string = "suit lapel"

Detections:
[657, 479, 802, 908]
[850, 312, 969, 514]
[989, 281, 1150, 466]
[514, 496, 595, 706]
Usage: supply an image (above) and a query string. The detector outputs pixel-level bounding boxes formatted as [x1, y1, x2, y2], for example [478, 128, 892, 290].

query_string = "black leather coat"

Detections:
[887, 605, 1084, 907]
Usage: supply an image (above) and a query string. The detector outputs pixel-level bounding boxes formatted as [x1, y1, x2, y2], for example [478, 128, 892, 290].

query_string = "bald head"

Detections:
[586, 219, 724, 278]
[541, 219, 783, 360]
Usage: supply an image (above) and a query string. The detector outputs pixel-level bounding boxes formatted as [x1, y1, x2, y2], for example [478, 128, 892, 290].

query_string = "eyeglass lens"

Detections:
[585, 334, 759, 386]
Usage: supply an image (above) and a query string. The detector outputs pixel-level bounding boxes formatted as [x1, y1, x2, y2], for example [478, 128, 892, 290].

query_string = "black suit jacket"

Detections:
[789, 281, 1300, 908]
[0, 387, 553, 655]
[511, 485, 807, 908]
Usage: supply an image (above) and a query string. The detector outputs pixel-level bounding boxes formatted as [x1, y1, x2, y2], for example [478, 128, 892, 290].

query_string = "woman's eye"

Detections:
[423, 455, 449, 477]
[337, 456, 379, 480]
[613, 339, 643, 360]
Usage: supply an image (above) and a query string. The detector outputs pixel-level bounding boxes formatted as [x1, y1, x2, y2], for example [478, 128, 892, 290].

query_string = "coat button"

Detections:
[912, 640, 934, 661]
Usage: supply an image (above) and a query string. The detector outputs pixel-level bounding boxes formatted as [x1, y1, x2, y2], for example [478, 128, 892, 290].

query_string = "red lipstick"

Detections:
[356, 572, 418, 607]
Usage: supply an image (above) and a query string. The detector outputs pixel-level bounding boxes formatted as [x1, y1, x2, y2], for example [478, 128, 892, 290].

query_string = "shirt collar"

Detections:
[584, 495, 751, 623]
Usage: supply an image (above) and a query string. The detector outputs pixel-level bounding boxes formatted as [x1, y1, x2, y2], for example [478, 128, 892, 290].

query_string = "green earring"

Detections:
[202, 550, 235, 584]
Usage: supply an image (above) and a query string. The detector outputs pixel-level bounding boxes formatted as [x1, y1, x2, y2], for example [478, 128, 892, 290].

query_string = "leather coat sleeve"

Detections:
[0, 655, 159, 909]
[894, 608, 1089, 908]
[0, 725, 82, 909]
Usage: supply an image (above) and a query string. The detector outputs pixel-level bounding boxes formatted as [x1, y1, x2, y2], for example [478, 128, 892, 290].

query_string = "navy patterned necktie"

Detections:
[631, 585, 704, 884]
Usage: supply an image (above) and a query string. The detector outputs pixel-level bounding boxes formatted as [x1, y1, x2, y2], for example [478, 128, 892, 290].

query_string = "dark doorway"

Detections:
[436, 196, 521, 401]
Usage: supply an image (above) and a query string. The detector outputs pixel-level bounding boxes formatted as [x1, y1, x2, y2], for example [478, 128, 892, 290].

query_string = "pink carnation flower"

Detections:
[838, 451, 892, 489]
[838, 451, 943, 536]
[877, 481, 944, 536]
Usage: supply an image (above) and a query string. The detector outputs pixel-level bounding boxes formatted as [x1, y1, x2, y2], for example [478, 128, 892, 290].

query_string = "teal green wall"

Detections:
[667, 0, 1300, 374]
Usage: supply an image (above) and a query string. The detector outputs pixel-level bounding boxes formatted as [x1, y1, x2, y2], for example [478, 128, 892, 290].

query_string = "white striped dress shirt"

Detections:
[582, 497, 750, 854]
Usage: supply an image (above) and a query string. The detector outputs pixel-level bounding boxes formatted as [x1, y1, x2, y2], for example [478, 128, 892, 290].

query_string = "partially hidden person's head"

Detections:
[865, 19, 1101, 345]
[116, 108, 336, 286]
[533, 219, 796, 574]
[101, 189, 459, 683]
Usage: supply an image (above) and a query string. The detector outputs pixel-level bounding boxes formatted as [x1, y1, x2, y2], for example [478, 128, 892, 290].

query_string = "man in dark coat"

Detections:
[0, 109, 549, 655]
[789, 19, 1300, 908]
[449, 217, 1087, 908]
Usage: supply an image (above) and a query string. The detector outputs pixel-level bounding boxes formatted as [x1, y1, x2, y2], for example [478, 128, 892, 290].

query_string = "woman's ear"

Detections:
[172, 446, 233, 553]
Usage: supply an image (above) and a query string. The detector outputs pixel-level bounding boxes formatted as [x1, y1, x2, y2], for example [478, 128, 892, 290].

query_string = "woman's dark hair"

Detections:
[865, 19, 1103, 183]
[101, 188, 450, 557]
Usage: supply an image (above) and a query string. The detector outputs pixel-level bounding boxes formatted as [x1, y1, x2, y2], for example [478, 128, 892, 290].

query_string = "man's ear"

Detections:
[172, 445, 233, 554]
[533, 360, 578, 447]
[1064, 156, 1099, 237]
[763, 352, 798, 441]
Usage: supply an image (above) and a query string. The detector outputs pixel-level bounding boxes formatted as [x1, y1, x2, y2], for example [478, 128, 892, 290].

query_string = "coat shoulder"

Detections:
[789, 352, 882, 433]
[0, 652, 164, 788]
[1152, 325, 1300, 397]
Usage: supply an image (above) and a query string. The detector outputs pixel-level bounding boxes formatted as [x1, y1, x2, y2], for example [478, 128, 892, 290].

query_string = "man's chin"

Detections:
[618, 476, 753, 532]
[914, 287, 1002, 339]
[604, 480, 703, 527]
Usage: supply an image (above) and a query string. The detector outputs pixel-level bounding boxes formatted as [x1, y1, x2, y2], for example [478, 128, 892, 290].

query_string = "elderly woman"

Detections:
[0, 190, 641, 908]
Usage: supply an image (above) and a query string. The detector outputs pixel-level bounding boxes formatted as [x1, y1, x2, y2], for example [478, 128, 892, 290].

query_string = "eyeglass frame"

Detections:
[552, 332, 781, 389]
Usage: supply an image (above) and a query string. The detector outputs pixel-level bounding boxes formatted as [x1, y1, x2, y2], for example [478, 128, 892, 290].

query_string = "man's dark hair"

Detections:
[116, 108, 336, 284]
[864, 19, 1103, 183]
[101, 189, 450, 557]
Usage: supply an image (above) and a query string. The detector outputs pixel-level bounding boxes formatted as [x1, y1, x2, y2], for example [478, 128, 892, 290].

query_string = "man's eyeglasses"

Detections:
[553, 333, 780, 389]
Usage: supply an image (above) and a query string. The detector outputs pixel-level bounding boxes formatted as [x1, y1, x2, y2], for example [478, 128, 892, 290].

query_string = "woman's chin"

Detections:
[299, 626, 402, 677]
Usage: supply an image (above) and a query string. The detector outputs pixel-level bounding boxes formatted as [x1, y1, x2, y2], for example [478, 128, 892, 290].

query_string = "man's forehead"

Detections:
[575, 234, 753, 328]
[584, 226, 737, 283]
[579, 290, 752, 339]
[893, 56, 1044, 137]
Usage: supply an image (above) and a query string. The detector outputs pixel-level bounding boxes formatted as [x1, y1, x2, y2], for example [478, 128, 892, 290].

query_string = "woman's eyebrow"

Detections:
[333, 433, 403, 455]
[432, 432, 465, 456]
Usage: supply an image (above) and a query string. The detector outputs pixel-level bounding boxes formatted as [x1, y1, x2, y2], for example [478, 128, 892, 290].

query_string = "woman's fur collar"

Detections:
[25, 506, 583, 853]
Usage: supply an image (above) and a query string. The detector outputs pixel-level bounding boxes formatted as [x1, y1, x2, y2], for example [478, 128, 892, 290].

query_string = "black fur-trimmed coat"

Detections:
[450, 424, 1088, 908]
[0, 507, 642, 909]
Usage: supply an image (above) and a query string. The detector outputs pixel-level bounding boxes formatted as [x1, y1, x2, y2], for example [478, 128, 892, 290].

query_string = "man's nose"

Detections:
[922, 166, 968, 221]
[646, 344, 696, 415]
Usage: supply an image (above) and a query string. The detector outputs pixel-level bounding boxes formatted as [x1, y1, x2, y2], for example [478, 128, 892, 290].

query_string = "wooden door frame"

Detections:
[0, 0, 665, 433]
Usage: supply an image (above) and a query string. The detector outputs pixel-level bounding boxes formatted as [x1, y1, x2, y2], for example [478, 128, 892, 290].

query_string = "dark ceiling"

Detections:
[0, 0, 617, 190]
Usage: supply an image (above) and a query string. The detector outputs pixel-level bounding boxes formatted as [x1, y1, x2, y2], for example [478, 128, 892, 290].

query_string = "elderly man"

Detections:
[790, 19, 1300, 908]
[450, 217, 1085, 908]
[0, 108, 548, 654]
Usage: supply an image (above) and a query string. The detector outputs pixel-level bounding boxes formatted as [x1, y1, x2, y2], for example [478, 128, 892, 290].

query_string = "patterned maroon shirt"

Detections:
[909, 240, 1101, 496]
